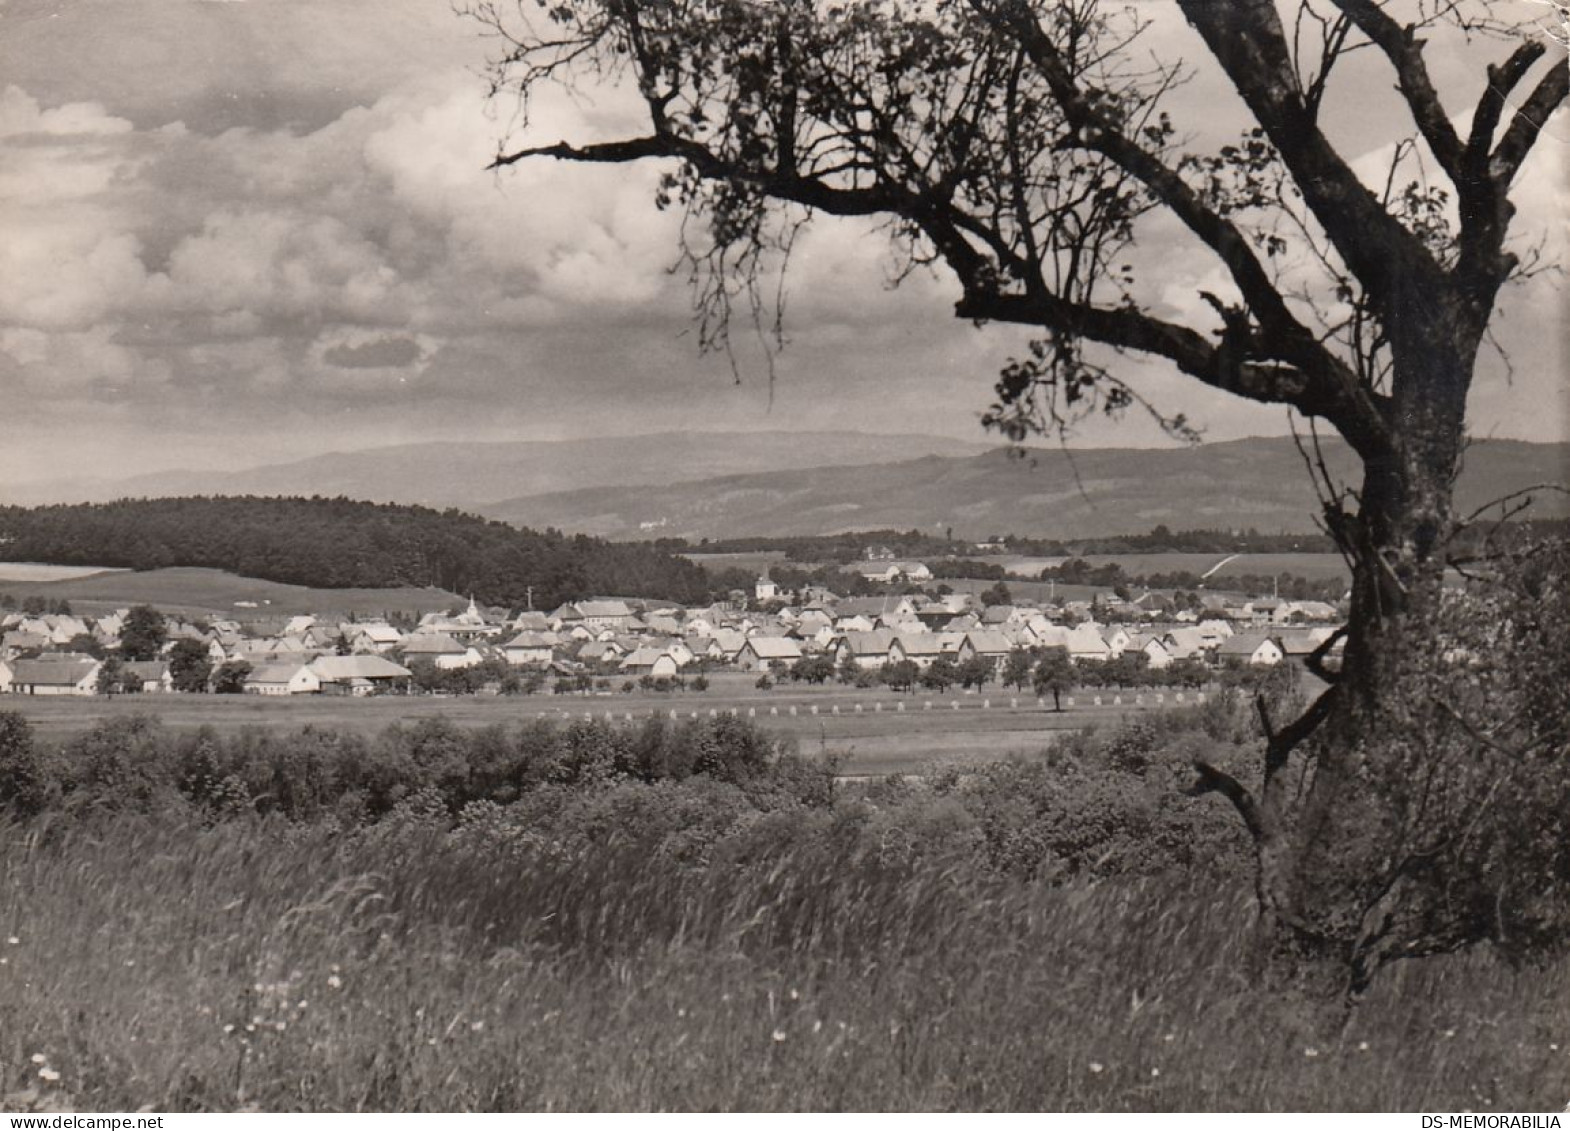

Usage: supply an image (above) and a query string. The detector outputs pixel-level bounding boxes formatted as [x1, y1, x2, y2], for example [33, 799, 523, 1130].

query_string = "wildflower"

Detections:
[1088, 1062, 1104, 1074]
[38, 1068, 60, 1083]
[1357, 1041, 1370, 1052]
[223, 1025, 235, 1034]
[296, 1001, 308, 1012]
[30, 1054, 46, 1065]
[676, 1008, 687, 1019]
[1304, 1048, 1320, 1058]
[470, 1021, 484, 1033]
[6, 937, 18, 946]
[274, 1021, 287, 1033]
[772, 1028, 788, 1043]
[1163, 1033, 1175, 1042]
[1551, 1044, 1560, 1052]
[327, 974, 342, 990]
[1443, 1029, 1456, 1039]
[125, 959, 135, 967]
[813, 1020, 823, 1034]
[1150, 1068, 1161, 1078]
[789, 988, 800, 1001]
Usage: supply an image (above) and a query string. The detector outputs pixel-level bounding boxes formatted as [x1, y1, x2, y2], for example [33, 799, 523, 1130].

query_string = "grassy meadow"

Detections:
[1, 567, 466, 619]
[0, 653, 1563, 1113]
[2, 814, 1566, 1112]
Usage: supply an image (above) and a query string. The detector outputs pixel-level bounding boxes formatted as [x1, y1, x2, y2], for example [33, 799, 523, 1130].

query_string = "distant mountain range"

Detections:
[0, 431, 993, 509]
[475, 437, 1570, 540]
[4, 432, 1562, 542]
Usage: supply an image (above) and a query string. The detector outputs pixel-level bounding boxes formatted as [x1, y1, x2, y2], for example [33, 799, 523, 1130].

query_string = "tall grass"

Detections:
[2, 813, 1566, 1112]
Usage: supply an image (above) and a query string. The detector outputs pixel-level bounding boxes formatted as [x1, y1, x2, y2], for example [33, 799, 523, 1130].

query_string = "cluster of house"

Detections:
[0, 585, 1344, 698]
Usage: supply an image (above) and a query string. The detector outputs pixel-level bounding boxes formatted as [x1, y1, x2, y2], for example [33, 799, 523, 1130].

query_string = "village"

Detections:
[0, 564, 1344, 699]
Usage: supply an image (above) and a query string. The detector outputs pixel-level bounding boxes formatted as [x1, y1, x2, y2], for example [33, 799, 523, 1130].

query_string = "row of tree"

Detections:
[0, 497, 725, 609]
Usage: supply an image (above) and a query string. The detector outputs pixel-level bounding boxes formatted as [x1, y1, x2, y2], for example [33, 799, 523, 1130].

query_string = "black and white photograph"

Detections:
[0, 0, 1567, 1114]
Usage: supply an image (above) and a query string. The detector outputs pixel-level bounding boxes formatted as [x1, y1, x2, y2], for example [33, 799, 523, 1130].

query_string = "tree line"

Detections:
[0, 497, 727, 609]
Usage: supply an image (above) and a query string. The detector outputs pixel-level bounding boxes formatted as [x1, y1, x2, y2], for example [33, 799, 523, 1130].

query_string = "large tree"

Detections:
[468, 0, 1568, 983]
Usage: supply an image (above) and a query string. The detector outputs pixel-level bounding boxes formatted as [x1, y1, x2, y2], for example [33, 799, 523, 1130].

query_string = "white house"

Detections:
[121, 661, 174, 693]
[244, 662, 322, 696]
[620, 648, 681, 679]
[500, 631, 554, 667]
[1217, 633, 1285, 666]
[8, 657, 100, 696]
[958, 630, 1014, 672]
[400, 633, 483, 671]
[735, 636, 803, 672]
[836, 630, 899, 670]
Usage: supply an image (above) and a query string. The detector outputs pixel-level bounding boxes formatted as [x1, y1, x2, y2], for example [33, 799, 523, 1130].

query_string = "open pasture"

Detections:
[1, 566, 467, 619]
[0, 562, 127, 584]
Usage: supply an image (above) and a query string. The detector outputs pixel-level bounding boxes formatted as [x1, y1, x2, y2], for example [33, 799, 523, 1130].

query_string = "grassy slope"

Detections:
[1, 817, 1564, 1112]
[4, 567, 467, 619]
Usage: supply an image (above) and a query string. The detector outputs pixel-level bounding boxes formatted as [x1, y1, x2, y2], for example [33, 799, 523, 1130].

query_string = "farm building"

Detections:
[7, 659, 101, 694]
[7, 657, 101, 696]
[308, 654, 412, 695]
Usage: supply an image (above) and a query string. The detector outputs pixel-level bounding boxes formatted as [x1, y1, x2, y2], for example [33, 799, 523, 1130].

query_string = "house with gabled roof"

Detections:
[400, 633, 482, 670]
[892, 632, 947, 670]
[8, 656, 100, 696]
[308, 654, 411, 695]
[735, 636, 803, 672]
[835, 630, 900, 670]
[958, 630, 1014, 672]
[1123, 633, 1174, 670]
[620, 647, 682, 679]
[576, 639, 628, 667]
[501, 631, 554, 667]
[121, 661, 174, 693]
[1217, 633, 1284, 666]
[348, 623, 403, 654]
[244, 662, 322, 696]
[1162, 627, 1211, 660]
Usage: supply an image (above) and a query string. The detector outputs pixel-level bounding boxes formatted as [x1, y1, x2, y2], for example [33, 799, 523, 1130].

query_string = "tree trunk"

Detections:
[1248, 322, 1482, 982]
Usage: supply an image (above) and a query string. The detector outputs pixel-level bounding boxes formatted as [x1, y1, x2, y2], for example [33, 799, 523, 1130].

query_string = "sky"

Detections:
[0, 0, 1565, 486]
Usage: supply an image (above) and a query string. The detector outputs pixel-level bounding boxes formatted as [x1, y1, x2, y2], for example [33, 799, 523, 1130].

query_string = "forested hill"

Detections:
[0, 497, 720, 610]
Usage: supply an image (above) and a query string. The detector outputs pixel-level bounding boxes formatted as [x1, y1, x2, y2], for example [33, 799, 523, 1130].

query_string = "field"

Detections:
[2, 816, 1565, 1111]
[0, 672, 1182, 777]
[0, 563, 127, 584]
[0, 567, 468, 619]
[995, 552, 1352, 584]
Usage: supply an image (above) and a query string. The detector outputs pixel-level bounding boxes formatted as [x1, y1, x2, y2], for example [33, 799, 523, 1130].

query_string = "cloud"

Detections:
[0, 1, 1563, 485]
